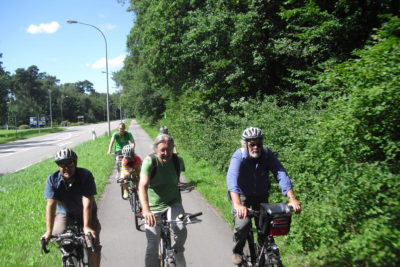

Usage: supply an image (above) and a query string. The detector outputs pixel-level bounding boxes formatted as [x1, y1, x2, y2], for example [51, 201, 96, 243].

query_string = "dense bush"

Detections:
[160, 16, 400, 266]
[18, 124, 28, 130]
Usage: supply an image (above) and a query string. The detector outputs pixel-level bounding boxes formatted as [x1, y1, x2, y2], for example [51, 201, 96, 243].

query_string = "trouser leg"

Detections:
[231, 194, 269, 254]
[145, 215, 162, 267]
[169, 203, 187, 267]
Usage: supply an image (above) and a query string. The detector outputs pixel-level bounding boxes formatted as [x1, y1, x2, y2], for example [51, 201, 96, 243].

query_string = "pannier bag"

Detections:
[259, 203, 292, 236]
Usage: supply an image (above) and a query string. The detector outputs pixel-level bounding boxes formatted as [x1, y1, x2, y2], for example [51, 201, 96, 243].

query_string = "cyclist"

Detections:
[119, 144, 142, 199]
[159, 125, 178, 154]
[41, 148, 101, 267]
[107, 122, 135, 156]
[139, 134, 187, 267]
[226, 127, 301, 265]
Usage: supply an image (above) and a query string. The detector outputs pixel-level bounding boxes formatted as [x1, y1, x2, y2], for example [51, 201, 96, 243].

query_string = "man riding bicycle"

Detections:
[227, 127, 301, 265]
[41, 148, 101, 267]
[139, 134, 187, 267]
[107, 122, 135, 156]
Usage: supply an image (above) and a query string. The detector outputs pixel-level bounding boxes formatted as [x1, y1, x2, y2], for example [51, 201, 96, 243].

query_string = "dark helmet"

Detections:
[159, 126, 169, 134]
[122, 144, 135, 158]
[55, 148, 77, 163]
[242, 127, 263, 141]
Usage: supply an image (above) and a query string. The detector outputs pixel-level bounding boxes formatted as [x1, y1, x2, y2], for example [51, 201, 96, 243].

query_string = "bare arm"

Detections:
[107, 137, 115, 154]
[42, 198, 57, 243]
[82, 195, 96, 239]
[138, 173, 156, 226]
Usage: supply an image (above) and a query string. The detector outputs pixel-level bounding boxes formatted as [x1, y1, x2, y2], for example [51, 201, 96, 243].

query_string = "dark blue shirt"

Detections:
[227, 147, 292, 197]
[44, 167, 98, 223]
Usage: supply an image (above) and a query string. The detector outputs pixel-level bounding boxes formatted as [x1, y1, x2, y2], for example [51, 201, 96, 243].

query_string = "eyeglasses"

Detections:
[248, 142, 263, 148]
[58, 161, 75, 168]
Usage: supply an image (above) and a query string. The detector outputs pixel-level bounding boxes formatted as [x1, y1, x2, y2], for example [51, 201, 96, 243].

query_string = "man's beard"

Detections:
[248, 149, 261, 159]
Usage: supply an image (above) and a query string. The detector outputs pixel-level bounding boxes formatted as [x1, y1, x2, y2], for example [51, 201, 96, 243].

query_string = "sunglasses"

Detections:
[248, 142, 263, 148]
[58, 161, 75, 168]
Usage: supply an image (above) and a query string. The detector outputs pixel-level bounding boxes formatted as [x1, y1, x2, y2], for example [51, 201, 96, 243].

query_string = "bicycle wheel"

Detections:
[120, 183, 125, 199]
[158, 239, 165, 267]
[129, 189, 135, 212]
[63, 255, 79, 267]
[264, 252, 284, 267]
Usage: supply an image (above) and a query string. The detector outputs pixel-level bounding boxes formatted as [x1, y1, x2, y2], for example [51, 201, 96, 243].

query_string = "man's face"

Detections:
[247, 138, 263, 159]
[118, 125, 126, 134]
[57, 160, 76, 180]
[156, 141, 172, 163]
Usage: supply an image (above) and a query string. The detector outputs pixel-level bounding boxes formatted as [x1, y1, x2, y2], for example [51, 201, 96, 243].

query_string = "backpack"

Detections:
[149, 153, 181, 181]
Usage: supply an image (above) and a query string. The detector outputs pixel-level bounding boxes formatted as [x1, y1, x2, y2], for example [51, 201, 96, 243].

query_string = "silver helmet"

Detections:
[55, 148, 77, 163]
[242, 127, 263, 141]
[122, 144, 135, 158]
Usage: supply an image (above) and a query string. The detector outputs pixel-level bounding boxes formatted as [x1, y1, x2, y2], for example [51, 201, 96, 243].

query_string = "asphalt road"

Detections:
[0, 121, 121, 176]
[97, 120, 234, 266]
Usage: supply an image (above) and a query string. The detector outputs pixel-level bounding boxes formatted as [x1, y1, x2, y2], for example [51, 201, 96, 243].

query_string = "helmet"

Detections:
[122, 144, 135, 158]
[242, 127, 263, 141]
[159, 126, 169, 134]
[55, 148, 77, 163]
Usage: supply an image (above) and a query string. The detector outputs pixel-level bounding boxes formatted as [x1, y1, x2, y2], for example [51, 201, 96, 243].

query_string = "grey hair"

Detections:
[153, 134, 175, 152]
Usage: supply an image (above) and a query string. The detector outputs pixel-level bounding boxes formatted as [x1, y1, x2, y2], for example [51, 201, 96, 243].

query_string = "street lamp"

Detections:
[61, 95, 68, 122]
[48, 90, 53, 128]
[66, 19, 111, 136]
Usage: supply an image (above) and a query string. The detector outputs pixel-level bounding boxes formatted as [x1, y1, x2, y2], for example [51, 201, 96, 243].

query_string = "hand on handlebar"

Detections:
[142, 209, 156, 227]
[234, 204, 248, 219]
[288, 198, 301, 214]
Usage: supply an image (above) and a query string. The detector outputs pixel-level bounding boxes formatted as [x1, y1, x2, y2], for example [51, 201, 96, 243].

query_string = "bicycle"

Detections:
[40, 223, 95, 267]
[235, 203, 293, 267]
[139, 211, 202, 267]
[118, 175, 144, 231]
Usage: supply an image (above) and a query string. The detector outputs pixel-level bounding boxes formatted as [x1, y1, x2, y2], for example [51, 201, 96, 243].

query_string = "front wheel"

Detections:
[63, 255, 79, 267]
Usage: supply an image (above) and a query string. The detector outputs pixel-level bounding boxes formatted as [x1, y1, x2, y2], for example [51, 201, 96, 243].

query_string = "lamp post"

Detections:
[67, 19, 111, 136]
[60, 95, 68, 122]
[48, 90, 53, 128]
[119, 92, 122, 121]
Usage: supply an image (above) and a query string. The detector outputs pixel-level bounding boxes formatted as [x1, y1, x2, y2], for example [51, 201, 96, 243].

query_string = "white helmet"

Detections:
[122, 144, 135, 158]
[242, 127, 263, 141]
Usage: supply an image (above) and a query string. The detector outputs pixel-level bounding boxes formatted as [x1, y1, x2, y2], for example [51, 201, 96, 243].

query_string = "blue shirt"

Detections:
[227, 147, 292, 198]
[44, 167, 98, 223]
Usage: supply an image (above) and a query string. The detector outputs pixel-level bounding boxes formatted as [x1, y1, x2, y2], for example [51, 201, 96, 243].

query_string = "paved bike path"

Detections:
[97, 120, 234, 266]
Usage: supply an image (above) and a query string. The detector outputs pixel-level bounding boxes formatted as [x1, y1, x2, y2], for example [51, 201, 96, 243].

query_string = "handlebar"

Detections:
[40, 237, 50, 254]
[86, 232, 95, 253]
[233, 203, 293, 217]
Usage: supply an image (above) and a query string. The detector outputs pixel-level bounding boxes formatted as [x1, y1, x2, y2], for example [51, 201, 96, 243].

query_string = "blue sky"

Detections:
[0, 0, 135, 94]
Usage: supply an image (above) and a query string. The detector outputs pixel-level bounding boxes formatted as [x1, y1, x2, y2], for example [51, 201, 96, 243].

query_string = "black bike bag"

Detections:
[259, 203, 292, 236]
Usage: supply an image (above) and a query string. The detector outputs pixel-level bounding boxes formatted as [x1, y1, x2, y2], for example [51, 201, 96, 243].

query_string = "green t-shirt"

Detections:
[140, 155, 185, 211]
[112, 131, 134, 151]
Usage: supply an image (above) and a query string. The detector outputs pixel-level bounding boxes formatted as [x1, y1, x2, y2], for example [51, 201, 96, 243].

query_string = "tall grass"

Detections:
[0, 134, 114, 266]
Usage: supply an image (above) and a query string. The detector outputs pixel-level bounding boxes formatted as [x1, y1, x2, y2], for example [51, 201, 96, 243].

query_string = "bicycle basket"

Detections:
[259, 203, 292, 236]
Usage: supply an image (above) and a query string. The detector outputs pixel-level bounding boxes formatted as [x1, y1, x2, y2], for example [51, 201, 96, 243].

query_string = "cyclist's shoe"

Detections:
[123, 189, 129, 199]
[232, 253, 242, 265]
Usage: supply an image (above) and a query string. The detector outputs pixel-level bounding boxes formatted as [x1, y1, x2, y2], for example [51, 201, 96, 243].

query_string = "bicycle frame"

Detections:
[153, 212, 202, 267]
[239, 203, 292, 267]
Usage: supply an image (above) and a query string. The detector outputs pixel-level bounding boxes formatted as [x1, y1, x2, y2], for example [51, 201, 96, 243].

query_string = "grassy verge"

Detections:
[0, 128, 65, 144]
[0, 133, 114, 267]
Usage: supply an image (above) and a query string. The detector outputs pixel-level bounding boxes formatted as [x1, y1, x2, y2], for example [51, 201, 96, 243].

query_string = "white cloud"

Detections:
[92, 55, 125, 69]
[27, 21, 60, 34]
[105, 24, 116, 30]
